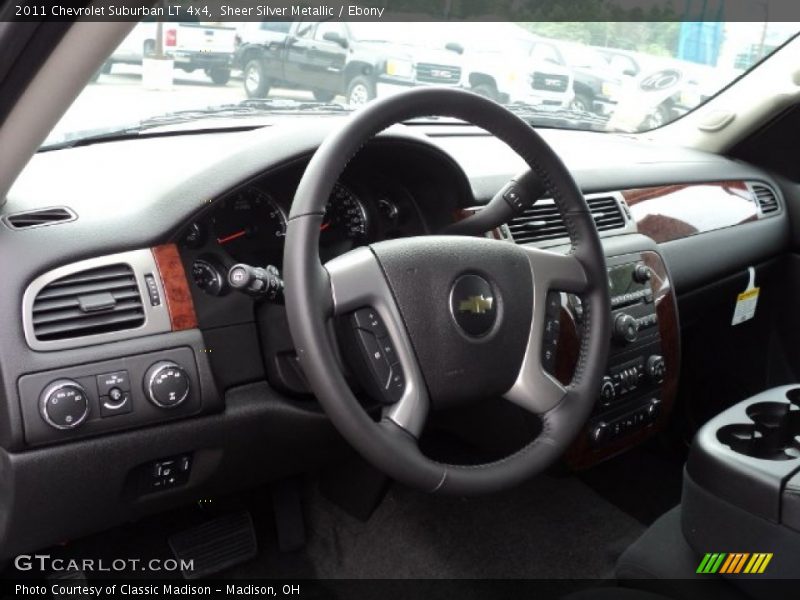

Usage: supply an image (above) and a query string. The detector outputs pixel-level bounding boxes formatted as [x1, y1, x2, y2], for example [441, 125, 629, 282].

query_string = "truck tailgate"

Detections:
[172, 23, 236, 54]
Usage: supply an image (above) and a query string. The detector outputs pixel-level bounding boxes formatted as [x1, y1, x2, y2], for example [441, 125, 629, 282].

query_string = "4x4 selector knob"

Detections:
[613, 313, 639, 344]
[144, 361, 190, 408]
[40, 379, 90, 430]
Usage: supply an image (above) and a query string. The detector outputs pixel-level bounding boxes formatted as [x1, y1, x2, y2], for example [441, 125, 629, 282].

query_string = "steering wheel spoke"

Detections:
[325, 247, 429, 437]
[504, 248, 588, 414]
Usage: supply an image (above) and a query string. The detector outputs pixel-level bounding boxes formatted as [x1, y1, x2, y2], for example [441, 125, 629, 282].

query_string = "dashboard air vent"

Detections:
[752, 184, 779, 215]
[32, 263, 144, 341]
[507, 195, 626, 244]
[4, 207, 75, 229]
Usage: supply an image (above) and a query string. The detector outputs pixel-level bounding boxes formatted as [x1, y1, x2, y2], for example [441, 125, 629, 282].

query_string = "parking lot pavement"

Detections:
[47, 64, 326, 144]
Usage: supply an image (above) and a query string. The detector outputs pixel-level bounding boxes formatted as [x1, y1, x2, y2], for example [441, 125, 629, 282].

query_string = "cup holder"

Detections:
[717, 401, 800, 460]
[786, 388, 800, 409]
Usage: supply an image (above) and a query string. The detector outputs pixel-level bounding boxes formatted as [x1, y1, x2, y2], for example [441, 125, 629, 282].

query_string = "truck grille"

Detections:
[416, 63, 461, 85]
[531, 72, 569, 93]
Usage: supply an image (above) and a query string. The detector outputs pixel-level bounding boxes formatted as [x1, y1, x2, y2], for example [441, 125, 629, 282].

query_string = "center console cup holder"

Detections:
[685, 385, 800, 578]
[717, 393, 800, 460]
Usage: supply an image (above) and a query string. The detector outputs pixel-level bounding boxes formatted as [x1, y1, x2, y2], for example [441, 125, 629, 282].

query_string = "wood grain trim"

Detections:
[622, 180, 756, 244]
[152, 244, 198, 331]
[564, 250, 679, 469]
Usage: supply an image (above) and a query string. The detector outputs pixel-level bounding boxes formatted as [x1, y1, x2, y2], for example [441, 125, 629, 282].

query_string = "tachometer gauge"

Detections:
[320, 182, 368, 243]
[212, 187, 286, 264]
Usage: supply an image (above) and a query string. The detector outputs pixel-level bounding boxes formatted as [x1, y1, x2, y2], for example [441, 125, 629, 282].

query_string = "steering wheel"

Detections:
[284, 88, 610, 495]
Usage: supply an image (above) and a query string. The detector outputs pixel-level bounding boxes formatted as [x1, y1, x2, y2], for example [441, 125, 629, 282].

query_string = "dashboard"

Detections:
[0, 115, 792, 560]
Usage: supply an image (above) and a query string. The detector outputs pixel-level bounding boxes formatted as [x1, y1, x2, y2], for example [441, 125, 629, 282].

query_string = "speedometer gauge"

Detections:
[320, 182, 368, 243]
[212, 187, 286, 264]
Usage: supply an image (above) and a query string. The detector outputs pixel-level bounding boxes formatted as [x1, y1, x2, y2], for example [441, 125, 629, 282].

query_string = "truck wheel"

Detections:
[244, 59, 270, 98]
[570, 92, 593, 113]
[209, 67, 231, 86]
[471, 83, 498, 101]
[346, 76, 376, 106]
[313, 90, 336, 102]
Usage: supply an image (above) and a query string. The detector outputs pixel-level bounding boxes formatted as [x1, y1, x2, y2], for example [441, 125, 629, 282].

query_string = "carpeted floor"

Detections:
[298, 474, 645, 580]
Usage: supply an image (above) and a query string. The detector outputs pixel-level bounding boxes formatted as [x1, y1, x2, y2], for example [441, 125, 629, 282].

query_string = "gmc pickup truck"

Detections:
[234, 21, 464, 104]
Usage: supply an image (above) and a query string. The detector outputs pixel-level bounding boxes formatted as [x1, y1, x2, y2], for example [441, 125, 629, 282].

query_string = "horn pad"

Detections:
[371, 236, 533, 409]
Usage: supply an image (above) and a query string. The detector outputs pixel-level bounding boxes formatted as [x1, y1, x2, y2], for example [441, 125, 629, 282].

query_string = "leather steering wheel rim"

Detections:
[284, 87, 610, 495]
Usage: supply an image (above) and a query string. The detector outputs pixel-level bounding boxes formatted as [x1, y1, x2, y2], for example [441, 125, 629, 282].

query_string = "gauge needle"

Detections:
[320, 222, 331, 231]
[217, 230, 247, 244]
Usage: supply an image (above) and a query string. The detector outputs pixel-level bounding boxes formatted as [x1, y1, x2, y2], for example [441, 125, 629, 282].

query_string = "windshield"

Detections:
[44, 20, 798, 148]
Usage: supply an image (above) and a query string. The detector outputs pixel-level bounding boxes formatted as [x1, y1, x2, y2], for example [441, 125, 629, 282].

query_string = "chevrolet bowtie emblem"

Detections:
[458, 295, 494, 315]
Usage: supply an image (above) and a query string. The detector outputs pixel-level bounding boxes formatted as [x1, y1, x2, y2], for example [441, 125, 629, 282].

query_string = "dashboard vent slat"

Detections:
[4, 207, 75, 230]
[752, 184, 779, 215]
[507, 195, 626, 245]
[31, 263, 144, 341]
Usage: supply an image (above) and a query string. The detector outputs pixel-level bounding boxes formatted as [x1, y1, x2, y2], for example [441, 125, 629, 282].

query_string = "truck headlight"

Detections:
[385, 58, 414, 79]
[601, 81, 622, 101]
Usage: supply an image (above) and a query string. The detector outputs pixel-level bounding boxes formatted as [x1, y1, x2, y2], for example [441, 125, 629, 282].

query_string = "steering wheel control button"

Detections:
[541, 291, 562, 375]
[96, 370, 131, 396]
[450, 274, 497, 337]
[356, 330, 393, 387]
[353, 308, 387, 337]
[40, 380, 90, 430]
[100, 388, 132, 418]
[144, 361, 190, 408]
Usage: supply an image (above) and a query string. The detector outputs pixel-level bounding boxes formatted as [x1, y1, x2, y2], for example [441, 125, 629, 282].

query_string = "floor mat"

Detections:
[301, 473, 645, 579]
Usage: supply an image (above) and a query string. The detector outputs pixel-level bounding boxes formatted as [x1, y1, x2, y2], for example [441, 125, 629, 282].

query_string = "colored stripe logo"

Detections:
[697, 553, 773, 574]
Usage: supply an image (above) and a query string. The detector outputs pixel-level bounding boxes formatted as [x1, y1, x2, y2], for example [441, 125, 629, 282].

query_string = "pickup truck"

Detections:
[234, 21, 464, 105]
[105, 21, 237, 85]
[452, 23, 574, 108]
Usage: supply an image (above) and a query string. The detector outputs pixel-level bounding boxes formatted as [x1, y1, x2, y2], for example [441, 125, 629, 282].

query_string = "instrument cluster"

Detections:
[179, 171, 427, 297]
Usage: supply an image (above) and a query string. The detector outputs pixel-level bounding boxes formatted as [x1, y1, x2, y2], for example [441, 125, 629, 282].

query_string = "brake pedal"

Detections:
[168, 511, 257, 580]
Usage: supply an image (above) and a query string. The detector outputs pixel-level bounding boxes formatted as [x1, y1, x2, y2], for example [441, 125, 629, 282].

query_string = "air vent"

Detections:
[32, 263, 144, 341]
[507, 195, 626, 245]
[752, 184, 779, 215]
[4, 207, 75, 230]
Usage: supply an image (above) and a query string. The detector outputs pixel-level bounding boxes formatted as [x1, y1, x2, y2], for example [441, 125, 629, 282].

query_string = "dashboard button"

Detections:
[97, 370, 130, 396]
[100, 390, 132, 417]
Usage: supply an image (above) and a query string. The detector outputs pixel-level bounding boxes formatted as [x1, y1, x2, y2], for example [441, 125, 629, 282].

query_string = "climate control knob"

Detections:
[599, 376, 616, 405]
[40, 379, 90, 430]
[613, 313, 639, 344]
[144, 361, 190, 408]
[646, 355, 666, 384]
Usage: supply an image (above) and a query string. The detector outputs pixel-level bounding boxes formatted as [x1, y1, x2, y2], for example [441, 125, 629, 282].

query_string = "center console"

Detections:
[682, 386, 800, 580]
[559, 246, 680, 468]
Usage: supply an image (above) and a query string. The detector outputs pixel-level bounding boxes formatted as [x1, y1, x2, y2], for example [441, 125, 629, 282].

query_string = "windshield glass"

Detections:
[44, 20, 798, 148]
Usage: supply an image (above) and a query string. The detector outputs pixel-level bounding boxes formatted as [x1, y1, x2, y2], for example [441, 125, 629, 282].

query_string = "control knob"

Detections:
[40, 379, 90, 430]
[647, 398, 662, 422]
[591, 422, 610, 445]
[633, 264, 652, 283]
[144, 361, 190, 408]
[613, 313, 639, 344]
[646, 355, 666, 384]
[599, 376, 616, 405]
